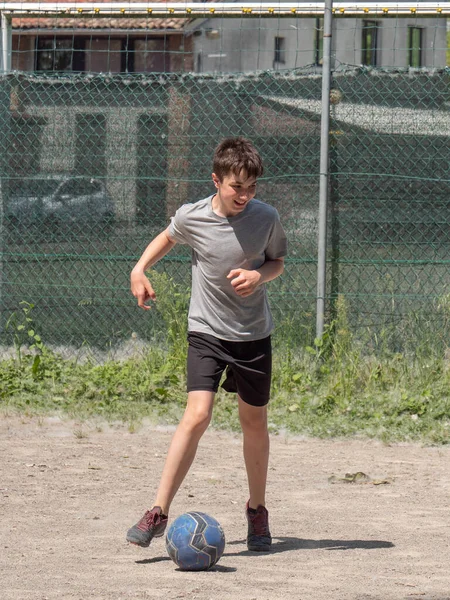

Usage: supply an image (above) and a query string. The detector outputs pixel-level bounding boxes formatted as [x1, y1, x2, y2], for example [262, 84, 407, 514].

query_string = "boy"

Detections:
[126, 137, 287, 552]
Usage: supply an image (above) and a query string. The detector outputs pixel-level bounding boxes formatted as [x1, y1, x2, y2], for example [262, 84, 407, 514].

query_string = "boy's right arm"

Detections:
[131, 226, 176, 310]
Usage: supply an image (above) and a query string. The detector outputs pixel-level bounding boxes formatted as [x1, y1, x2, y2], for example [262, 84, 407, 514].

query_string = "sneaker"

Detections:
[126, 506, 168, 548]
[246, 501, 272, 552]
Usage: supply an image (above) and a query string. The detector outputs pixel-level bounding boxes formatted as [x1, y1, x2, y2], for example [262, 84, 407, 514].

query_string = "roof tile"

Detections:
[12, 0, 188, 30]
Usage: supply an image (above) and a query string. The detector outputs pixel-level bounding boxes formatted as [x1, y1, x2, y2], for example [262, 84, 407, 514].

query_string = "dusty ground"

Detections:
[1, 416, 450, 600]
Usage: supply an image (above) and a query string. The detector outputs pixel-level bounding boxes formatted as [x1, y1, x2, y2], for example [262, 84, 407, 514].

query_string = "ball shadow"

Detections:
[136, 556, 236, 572]
[173, 564, 236, 573]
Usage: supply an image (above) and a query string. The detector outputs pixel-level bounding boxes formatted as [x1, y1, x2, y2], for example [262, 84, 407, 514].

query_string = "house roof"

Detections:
[11, 1, 443, 31]
[12, 0, 187, 30]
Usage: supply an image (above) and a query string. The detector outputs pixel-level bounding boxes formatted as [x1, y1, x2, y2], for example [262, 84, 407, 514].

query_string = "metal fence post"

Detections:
[0, 11, 12, 335]
[1, 12, 12, 73]
[316, 0, 333, 339]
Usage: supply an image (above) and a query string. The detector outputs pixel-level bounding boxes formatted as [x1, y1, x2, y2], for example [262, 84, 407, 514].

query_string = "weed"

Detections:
[73, 427, 88, 439]
[147, 270, 190, 370]
[4, 302, 63, 387]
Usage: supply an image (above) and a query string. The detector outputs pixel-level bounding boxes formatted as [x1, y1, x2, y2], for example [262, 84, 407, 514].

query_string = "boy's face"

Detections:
[211, 170, 257, 217]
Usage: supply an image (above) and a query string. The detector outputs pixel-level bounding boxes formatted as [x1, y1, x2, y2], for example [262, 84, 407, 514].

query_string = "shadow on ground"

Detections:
[135, 555, 236, 572]
[135, 537, 394, 564]
[225, 537, 394, 556]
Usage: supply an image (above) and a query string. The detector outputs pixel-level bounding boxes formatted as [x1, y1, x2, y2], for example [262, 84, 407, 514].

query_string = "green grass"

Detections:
[2, 281, 450, 445]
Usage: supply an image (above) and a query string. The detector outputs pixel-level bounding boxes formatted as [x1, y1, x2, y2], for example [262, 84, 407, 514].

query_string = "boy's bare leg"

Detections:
[238, 396, 269, 509]
[239, 396, 272, 551]
[153, 390, 215, 514]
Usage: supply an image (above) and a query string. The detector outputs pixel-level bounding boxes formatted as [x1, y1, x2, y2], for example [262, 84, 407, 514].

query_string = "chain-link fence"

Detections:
[0, 65, 449, 355]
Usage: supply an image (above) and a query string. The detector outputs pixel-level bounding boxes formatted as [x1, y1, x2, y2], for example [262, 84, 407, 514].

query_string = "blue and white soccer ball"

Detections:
[165, 511, 226, 571]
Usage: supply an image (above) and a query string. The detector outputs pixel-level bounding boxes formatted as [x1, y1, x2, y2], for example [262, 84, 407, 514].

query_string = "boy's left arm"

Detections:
[227, 258, 284, 298]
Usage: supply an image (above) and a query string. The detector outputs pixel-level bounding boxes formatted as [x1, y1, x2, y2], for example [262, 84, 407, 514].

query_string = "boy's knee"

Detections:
[183, 404, 212, 433]
[240, 409, 268, 433]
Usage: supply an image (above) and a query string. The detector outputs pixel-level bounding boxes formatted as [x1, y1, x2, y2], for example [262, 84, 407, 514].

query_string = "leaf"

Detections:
[328, 472, 392, 485]
[31, 355, 41, 377]
[328, 472, 371, 484]
[347, 471, 371, 483]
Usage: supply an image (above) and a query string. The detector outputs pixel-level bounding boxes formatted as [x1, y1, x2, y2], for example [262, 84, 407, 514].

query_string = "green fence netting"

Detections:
[0, 67, 449, 355]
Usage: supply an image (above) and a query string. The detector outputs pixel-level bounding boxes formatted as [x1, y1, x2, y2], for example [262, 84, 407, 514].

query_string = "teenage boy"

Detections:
[126, 137, 287, 552]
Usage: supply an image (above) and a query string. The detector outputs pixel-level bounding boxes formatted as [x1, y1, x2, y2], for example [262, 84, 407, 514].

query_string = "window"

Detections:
[408, 27, 422, 67]
[84, 38, 122, 73]
[274, 37, 286, 64]
[35, 36, 167, 73]
[75, 114, 107, 178]
[196, 52, 202, 73]
[35, 37, 85, 71]
[315, 18, 324, 65]
[361, 21, 378, 67]
[9, 116, 45, 177]
[127, 38, 167, 72]
[136, 115, 168, 226]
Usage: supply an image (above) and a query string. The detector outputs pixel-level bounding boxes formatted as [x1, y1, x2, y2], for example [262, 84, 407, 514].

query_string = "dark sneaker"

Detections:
[246, 501, 272, 552]
[126, 506, 168, 548]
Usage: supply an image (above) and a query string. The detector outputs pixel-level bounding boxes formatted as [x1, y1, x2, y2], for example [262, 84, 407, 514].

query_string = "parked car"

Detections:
[5, 174, 114, 234]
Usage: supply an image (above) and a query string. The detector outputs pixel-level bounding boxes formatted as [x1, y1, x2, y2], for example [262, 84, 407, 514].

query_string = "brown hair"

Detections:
[213, 137, 264, 181]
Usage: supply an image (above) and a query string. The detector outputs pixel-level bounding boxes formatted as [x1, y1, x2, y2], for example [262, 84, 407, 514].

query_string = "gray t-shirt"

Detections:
[168, 195, 287, 341]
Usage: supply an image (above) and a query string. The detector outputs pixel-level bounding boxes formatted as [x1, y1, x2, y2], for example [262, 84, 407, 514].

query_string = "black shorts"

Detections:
[187, 332, 272, 407]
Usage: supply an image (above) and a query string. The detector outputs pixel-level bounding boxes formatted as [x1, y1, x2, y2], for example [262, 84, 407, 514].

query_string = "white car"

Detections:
[6, 174, 114, 234]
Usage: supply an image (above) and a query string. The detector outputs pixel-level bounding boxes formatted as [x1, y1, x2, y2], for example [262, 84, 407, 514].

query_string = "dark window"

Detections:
[35, 37, 85, 71]
[274, 37, 286, 64]
[84, 37, 123, 73]
[408, 27, 422, 67]
[75, 114, 107, 178]
[136, 115, 168, 226]
[9, 116, 45, 177]
[362, 21, 378, 67]
[124, 37, 167, 73]
[315, 18, 324, 65]
[196, 52, 202, 73]
[35, 35, 167, 73]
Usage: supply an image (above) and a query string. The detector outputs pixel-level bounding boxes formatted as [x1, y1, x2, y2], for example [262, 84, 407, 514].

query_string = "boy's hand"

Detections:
[131, 270, 156, 310]
[227, 268, 262, 297]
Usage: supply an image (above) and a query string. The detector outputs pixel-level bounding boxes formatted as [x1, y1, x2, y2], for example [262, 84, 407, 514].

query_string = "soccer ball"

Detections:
[165, 511, 226, 571]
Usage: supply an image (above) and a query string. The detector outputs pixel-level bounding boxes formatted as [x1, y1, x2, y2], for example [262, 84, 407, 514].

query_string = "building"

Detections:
[188, 12, 447, 72]
[11, 0, 193, 73]
[4, 2, 448, 229]
[8, 2, 448, 74]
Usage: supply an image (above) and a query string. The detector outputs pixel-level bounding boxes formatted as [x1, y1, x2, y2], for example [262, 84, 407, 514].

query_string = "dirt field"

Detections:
[1, 415, 450, 600]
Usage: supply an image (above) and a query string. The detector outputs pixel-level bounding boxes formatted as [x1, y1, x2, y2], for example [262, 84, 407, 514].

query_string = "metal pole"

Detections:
[0, 11, 11, 336]
[1, 11, 12, 73]
[316, 0, 333, 339]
